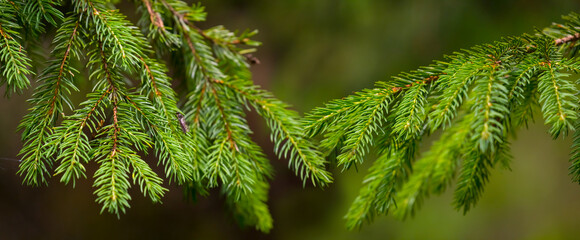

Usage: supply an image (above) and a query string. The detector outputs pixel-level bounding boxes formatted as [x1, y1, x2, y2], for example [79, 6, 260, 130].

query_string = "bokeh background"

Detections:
[2, 0, 580, 239]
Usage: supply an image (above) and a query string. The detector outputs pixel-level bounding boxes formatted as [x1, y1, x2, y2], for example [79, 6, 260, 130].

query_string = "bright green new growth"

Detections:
[305, 13, 580, 230]
[4, 0, 331, 232]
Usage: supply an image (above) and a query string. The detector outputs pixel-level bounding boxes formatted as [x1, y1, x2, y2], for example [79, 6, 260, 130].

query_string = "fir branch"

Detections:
[160, 0, 329, 230]
[429, 57, 482, 130]
[122, 92, 193, 184]
[8, 0, 329, 231]
[570, 118, 580, 183]
[21, 0, 63, 34]
[137, 57, 199, 185]
[391, 83, 429, 139]
[77, 0, 147, 69]
[453, 133, 512, 212]
[53, 89, 109, 187]
[86, 23, 167, 212]
[470, 66, 509, 153]
[0, 1, 32, 93]
[203, 85, 273, 200]
[537, 64, 577, 137]
[213, 78, 332, 186]
[336, 88, 392, 169]
[507, 61, 539, 102]
[18, 16, 83, 186]
[345, 145, 413, 230]
[393, 112, 473, 219]
[534, 38, 578, 137]
[307, 12, 580, 228]
[10, 0, 580, 232]
[305, 81, 402, 138]
[117, 100, 167, 203]
[507, 77, 539, 130]
[92, 98, 132, 216]
[126, 150, 166, 203]
[226, 179, 273, 233]
[452, 148, 492, 213]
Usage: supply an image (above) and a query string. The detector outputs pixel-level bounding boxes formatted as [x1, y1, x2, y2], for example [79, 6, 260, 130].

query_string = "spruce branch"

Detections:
[336, 88, 393, 169]
[0, 1, 33, 93]
[10, 0, 580, 233]
[153, 0, 331, 231]
[428, 58, 482, 130]
[2, 0, 332, 232]
[226, 178, 273, 233]
[392, 83, 429, 139]
[136, 57, 199, 185]
[306, 12, 580, 228]
[17, 0, 195, 216]
[344, 144, 414, 230]
[392, 112, 473, 219]
[21, 0, 63, 35]
[452, 148, 493, 213]
[213, 78, 332, 186]
[570, 118, 580, 182]
[17, 16, 82, 186]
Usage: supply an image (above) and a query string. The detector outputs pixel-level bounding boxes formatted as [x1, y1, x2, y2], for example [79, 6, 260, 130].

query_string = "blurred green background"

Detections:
[2, 0, 580, 239]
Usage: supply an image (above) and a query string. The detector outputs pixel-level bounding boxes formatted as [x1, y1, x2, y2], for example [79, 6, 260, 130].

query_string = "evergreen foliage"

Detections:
[3, 0, 331, 232]
[305, 13, 580, 229]
[4, 0, 580, 232]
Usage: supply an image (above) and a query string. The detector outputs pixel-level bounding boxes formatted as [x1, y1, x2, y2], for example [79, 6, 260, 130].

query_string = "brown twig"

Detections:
[391, 75, 440, 93]
[555, 33, 580, 46]
[142, 0, 166, 31]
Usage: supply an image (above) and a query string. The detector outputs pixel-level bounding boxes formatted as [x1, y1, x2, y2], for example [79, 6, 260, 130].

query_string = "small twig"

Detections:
[142, 0, 165, 31]
[391, 75, 440, 93]
[555, 33, 580, 45]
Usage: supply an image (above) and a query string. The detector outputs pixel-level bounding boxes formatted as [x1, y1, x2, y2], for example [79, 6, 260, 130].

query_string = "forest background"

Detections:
[1, 0, 580, 239]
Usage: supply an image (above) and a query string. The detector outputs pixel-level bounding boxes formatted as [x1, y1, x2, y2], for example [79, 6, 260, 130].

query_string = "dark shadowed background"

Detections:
[1, 0, 580, 239]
